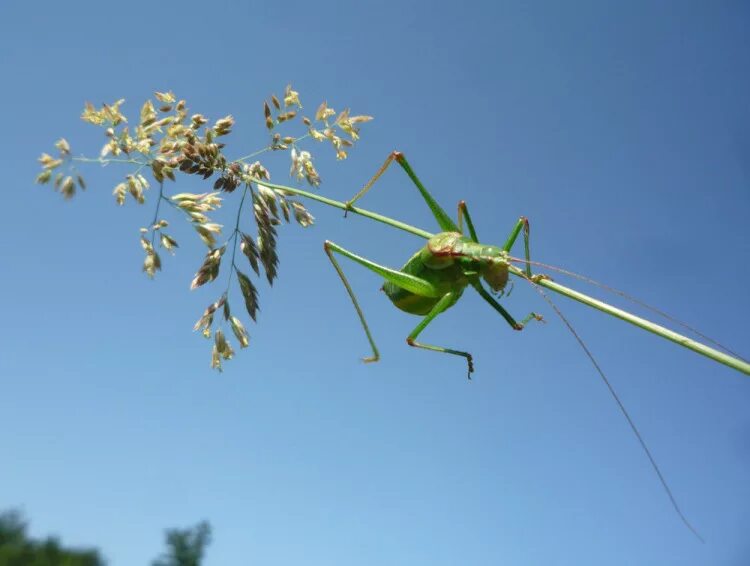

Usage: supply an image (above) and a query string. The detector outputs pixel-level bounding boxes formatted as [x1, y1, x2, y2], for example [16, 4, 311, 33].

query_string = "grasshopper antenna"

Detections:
[519, 273, 705, 543]
[510, 257, 747, 364]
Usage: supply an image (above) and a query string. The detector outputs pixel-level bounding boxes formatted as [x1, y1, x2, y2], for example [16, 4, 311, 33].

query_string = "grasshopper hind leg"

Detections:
[323, 240, 441, 364]
[323, 241, 380, 363]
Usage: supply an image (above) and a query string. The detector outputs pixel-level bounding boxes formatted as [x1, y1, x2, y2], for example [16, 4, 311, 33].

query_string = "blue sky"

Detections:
[1, 1, 749, 564]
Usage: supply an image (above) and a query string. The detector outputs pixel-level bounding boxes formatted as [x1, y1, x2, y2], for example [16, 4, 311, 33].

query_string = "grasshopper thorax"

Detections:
[422, 232, 510, 292]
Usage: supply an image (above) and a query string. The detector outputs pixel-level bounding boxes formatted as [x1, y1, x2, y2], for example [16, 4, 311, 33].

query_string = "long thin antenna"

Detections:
[519, 274, 705, 542]
[510, 256, 747, 364]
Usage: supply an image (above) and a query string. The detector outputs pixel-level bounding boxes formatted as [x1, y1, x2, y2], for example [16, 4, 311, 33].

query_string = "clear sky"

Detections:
[1, 1, 749, 564]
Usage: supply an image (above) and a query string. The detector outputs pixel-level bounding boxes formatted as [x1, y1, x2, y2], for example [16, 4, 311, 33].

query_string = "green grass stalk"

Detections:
[257, 180, 750, 376]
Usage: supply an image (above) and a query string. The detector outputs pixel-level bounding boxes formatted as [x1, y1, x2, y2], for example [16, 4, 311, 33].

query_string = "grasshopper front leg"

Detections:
[503, 216, 545, 281]
[456, 200, 543, 330]
[344, 151, 460, 233]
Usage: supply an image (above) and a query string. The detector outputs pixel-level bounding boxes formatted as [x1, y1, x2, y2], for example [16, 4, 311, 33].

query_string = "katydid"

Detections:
[324, 152, 545, 377]
[318, 150, 709, 542]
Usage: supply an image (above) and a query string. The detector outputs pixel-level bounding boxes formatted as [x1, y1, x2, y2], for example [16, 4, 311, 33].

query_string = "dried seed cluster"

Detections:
[37, 139, 86, 199]
[35, 85, 371, 370]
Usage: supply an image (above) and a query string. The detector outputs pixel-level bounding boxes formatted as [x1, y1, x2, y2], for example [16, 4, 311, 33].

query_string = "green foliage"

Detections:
[0, 510, 105, 566]
[151, 521, 211, 566]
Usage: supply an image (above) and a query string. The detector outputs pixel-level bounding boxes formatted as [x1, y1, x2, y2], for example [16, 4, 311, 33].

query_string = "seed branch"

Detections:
[36, 87, 747, 375]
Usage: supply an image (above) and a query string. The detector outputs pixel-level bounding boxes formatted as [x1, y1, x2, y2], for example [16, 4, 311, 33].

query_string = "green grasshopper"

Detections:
[318, 151, 705, 541]
[325, 151, 544, 378]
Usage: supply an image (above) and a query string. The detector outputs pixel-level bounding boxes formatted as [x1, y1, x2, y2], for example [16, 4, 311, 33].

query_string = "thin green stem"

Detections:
[233, 133, 312, 163]
[254, 180, 432, 239]
[73, 156, 147, 166]
[225, 184, 250, 294]
[509, 266, 750, 376]
[233, 147, 273, 163]
[160, 194, 180, 210]
[149, 181, 165, 246]
[253, 179, 749, 376]
[72, 148, 747, 375]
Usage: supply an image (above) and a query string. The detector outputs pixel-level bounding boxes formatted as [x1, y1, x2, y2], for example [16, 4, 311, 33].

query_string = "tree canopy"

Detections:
[0, 511, 211, 566]
[151, 522, 211, 566]
[0, 510, 104, 566]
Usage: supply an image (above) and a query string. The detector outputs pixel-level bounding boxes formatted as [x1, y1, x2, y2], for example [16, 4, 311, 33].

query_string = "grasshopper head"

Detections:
[481, 256, 509, 293]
